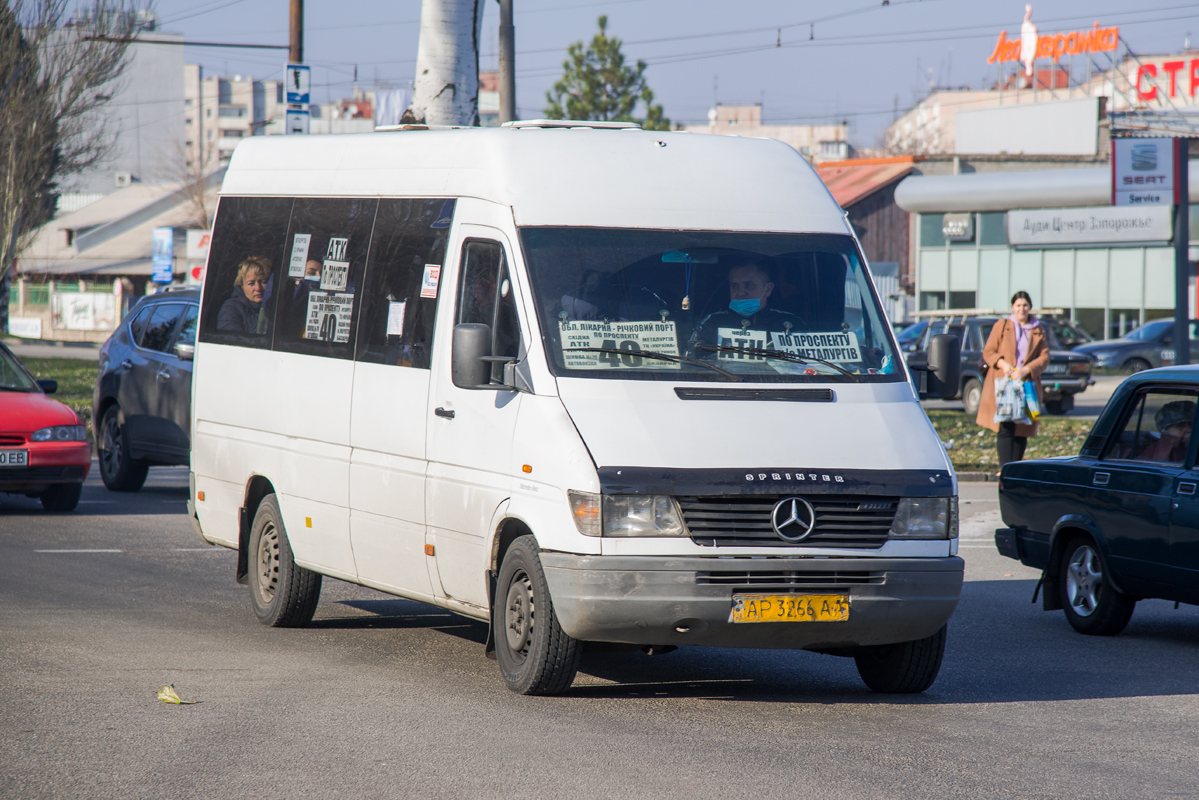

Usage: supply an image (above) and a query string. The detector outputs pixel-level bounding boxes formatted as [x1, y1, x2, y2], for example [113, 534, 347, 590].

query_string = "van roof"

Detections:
[221, 127, 849, 235]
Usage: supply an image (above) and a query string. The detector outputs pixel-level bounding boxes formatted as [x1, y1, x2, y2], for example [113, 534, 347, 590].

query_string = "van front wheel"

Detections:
[493, 535, 581, 695]
[249, 494, 321, 627]
[853, 624, 947, 693]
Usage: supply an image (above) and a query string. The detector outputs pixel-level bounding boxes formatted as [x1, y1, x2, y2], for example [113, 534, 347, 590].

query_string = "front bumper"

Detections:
[1039, 376, 1090, 397]
[540, 553, 964, 650]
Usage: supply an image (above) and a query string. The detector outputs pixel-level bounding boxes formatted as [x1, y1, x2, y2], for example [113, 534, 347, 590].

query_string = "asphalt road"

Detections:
[2, 471, 1198, 799]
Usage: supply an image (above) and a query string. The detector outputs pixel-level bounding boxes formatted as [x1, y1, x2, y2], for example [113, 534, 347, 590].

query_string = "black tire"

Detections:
[40, 482, 82, 512]
[1059, 536, 1135, 636]
[249, 494, 321, 627]
[854, 624, 947, 693]
[962, 378, 983, 417]
[97, 405, 149, 492]
[1122, 358, 1151, 375]
[493, 535, 582, 695]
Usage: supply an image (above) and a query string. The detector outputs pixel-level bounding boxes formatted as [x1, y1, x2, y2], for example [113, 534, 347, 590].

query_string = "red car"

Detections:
[0, 342, 91, 511]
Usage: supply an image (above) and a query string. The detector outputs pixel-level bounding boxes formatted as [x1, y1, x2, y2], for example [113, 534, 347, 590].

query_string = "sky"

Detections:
[151, 0, 1199, 147]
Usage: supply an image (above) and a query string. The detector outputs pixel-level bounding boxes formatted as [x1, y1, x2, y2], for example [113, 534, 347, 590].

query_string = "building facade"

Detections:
[183, 66, 285, 167]
[682, 104, 850, 162]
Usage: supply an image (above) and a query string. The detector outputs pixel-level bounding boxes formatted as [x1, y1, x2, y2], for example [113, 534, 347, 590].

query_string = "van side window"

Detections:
[140, 304, 186, 353]
[458, 240, 520, 382]
[355, 198, 454, 369]
[199, 196, 294, 349]
[273, 197, 378, 360]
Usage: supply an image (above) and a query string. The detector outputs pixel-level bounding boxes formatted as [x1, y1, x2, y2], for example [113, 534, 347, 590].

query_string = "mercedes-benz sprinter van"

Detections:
[188, 121, 963, 695]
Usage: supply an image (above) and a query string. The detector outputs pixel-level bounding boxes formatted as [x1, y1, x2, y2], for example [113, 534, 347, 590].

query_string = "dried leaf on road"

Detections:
[156, 684, 199, 705]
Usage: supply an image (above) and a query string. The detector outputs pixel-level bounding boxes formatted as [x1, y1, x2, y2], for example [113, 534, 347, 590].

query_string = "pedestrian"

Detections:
[977, 291, 1049, 471]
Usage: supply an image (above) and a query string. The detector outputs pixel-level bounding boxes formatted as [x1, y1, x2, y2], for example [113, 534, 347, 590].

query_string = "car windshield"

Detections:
[520, 228, 901, 383]
[0, 347, 39, 392]
[1125, 320, 1172, 341]
[896, 319, 928, 343]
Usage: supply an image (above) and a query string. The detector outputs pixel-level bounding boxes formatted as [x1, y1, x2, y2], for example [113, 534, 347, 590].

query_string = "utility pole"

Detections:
[1174, 138, 1191, 366]
[498, 0, 515, 123]
[289, 0, 303, 63]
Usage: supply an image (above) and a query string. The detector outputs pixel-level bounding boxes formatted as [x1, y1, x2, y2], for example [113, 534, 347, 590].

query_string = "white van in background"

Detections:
[187, 121, 963, 696]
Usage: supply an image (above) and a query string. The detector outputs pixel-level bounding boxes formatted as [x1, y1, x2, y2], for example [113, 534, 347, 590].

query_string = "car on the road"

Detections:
[906, 312, 1092, 416]
[994, 366, 1199, 635]
[1073, 318, 1199, 374]
[0, 341, 91, 511]
[93, 288, 198, 491]
[895, 319, 928, 351]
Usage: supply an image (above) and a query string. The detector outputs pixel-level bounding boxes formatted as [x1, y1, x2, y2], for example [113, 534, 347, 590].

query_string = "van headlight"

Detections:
[890, 497, 958, 540]
[32, 425, 88, 442]
[567, 491, 688, 537]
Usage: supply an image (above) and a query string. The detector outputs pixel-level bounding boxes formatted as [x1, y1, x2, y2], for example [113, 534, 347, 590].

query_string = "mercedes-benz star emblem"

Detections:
[771, 497, 816, 543]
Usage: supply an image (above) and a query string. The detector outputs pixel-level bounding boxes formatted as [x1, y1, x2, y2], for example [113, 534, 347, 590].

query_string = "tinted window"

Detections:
[128, 304, 154, 345]
[1107, 390, 1198, 465]
[458, 240, 520, 382]
[199, 196, 294, 348]
[175, 304, 199, 348]
[141, 304, 186, 353]
[272, 198, 377, 360]
[355, 199, 454, 369]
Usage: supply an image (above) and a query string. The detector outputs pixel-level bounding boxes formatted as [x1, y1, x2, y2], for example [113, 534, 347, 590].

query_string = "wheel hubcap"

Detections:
[255, 522, 281, 606]
[101, 416, 121, 475]
[504, 570, 534, 662]
[1066, 545, 1102, 617]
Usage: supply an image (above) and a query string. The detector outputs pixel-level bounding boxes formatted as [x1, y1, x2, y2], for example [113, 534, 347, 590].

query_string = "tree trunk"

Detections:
[0, 271, 8, 337]
[403, 0, 485, 126]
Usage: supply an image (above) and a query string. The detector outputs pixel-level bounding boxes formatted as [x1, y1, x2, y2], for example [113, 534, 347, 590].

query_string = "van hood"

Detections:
[554, 378, 950, 475]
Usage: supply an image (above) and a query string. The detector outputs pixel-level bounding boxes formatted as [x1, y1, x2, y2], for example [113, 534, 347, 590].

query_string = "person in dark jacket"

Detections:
[690, 260, 801, 354]
[217, 256, 272, 333]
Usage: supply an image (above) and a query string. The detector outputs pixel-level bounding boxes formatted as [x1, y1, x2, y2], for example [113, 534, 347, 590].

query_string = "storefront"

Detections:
[895, 164, 1198, 340]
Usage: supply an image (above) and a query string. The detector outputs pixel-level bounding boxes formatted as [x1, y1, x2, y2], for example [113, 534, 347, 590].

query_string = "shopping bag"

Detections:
[994, 376, 1032, 425]
[1023, 379, 1041, 422]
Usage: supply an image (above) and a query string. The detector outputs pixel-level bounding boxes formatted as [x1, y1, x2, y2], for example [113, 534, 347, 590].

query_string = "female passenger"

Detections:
[977, 291, 1049, 469]
[217, 256, 272, 334]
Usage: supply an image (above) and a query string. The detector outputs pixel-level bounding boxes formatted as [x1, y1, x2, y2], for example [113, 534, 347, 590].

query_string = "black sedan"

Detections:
[995, 366, 1199, 635]
[1074, 319, 1199, 374]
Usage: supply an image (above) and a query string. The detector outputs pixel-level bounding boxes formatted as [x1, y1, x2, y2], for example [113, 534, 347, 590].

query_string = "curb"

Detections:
[957, 472, 998, 482]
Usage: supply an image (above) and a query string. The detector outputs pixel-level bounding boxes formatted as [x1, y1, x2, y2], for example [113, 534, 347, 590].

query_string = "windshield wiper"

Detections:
[566, 347, 742, 382]
[695, 344, 863, 382]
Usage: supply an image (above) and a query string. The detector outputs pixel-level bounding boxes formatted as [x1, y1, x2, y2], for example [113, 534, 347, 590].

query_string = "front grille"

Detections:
[696, 569, 883, 590]
[0, 466, 85, 483]
[0, 435, 25, 446]
[680, 495, 898, 548]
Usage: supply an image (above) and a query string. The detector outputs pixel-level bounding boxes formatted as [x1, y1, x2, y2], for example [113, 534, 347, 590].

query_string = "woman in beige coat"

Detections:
[977, 291, 1050, 467]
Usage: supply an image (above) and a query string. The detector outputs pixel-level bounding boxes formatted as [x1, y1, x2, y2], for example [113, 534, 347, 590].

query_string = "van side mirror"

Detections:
[925, 334, 961, 399]
[452, 323, 493, 388]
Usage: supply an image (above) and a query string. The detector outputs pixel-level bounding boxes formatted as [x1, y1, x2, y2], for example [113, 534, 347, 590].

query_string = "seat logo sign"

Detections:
[771, 497, 816, 543]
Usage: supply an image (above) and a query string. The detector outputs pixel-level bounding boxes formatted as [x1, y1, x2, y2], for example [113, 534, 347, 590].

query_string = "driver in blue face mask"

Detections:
[689, 260, 802, 358]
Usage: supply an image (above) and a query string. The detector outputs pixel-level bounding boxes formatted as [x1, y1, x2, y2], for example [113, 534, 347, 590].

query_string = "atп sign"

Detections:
[1112, 138, 1180, 207]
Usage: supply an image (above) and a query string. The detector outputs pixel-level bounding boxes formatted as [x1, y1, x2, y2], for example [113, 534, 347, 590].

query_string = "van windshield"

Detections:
[520, 228, 901, 383]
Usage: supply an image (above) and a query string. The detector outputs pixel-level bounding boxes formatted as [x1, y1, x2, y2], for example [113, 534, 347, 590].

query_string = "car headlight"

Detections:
[31, 425, 88, 442]
[567, 491, 688, 537]
[890, 497, 958, 540]
[1090, 350, 1115, 362]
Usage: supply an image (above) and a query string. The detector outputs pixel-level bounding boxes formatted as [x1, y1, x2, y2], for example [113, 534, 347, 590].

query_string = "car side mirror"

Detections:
[36, 379, 57, 395]
[174, 342, 195, 361]
[925, 334, 961, 399]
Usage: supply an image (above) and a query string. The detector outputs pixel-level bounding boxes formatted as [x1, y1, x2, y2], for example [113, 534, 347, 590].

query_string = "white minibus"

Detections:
[188, 121, 964, 695]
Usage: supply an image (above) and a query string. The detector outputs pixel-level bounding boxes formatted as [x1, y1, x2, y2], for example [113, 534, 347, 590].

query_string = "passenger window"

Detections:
[1107, 390, 1198, 465]
[355, 199, 454, 369]
[273, 197, 378, 360]
[199, 196, 294, 348]
[140, 304, 185, 353]
[175, 305, 199, 348]
[458, 240, 520, 381]
[128, 304, 154, 345]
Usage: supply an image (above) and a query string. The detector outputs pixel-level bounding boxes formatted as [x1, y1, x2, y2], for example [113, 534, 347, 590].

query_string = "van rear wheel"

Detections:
[493, 535, 581, 695]
[853, 624, 947, 693]
[249, 494, 321, 627]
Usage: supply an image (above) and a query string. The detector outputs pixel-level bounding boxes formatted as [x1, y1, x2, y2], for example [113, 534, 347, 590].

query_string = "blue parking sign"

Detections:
[286, 63, 310, 105]
[151, 227, 174, 284]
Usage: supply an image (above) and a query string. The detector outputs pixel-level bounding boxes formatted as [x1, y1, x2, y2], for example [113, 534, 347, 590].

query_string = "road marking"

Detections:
[34, 549, 122, 553]
[172, 548, 220, 551]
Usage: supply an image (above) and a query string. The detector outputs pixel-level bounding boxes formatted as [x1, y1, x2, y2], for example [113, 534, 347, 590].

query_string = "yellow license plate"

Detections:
[731, 594, 850, 623]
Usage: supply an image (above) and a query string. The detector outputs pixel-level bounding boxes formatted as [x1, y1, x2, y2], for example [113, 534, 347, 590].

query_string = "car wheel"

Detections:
[854, 624, 947, 694]
[249, 494, 322, 627]
[1058, 536, 1135, 636]
[962, 378, 982, 417]
[1122, 358, 1151, 375]
[40, 482, 82, 512]
[494, 534, 582, 695]
[98, 405, 149, 492]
